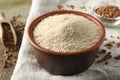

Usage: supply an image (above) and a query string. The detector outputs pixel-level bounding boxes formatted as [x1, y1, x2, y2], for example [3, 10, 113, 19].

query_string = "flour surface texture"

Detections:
[33, 14, 100, 52]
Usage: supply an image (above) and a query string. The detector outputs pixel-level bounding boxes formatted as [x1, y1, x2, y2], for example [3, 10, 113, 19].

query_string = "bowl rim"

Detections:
[93, 4, 120, 20]
[27, 10, 105, 56]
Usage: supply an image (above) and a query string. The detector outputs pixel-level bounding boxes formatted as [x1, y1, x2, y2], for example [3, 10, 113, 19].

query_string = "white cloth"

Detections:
[11, 0, 120, 80]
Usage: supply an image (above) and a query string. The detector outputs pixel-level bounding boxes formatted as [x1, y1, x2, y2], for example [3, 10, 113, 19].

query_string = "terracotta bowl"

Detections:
[27, 10, 105, 76]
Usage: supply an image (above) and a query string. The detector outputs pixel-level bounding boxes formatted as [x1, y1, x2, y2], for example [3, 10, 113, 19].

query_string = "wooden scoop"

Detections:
[0, 12, 17, 48]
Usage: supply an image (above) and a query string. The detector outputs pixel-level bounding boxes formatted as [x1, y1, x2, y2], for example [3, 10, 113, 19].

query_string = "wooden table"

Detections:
[0, 0, 31, 80]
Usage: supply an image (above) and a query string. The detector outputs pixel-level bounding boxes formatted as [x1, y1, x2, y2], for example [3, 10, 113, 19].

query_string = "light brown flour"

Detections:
[33, 14, 100, 52]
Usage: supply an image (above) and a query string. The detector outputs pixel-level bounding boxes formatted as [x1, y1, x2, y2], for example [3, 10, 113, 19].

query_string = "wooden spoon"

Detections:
[0, 12, 17, 48]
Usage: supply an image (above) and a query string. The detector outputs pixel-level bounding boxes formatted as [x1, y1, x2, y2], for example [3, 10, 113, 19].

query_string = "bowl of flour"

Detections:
[27, 10, 105, 76]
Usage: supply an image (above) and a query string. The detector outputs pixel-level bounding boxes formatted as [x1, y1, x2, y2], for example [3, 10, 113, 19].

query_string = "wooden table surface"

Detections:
[0, 0, 31, 80]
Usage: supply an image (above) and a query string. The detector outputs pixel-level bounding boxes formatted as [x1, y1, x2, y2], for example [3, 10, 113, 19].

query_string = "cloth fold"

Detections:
[11, 0, 120, 80]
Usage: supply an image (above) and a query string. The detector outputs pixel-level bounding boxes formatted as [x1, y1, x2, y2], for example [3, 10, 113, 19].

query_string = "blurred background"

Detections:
[0, 0, 32, 80]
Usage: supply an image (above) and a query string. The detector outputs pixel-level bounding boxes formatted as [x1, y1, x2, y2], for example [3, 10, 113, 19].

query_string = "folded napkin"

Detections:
[11, 0, 120, 80]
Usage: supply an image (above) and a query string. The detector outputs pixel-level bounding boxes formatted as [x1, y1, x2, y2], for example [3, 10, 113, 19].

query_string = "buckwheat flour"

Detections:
[33, 14, 100, 52]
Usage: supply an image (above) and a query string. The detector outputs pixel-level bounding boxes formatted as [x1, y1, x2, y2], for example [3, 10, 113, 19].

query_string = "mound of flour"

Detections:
[33, 14, 100, 52]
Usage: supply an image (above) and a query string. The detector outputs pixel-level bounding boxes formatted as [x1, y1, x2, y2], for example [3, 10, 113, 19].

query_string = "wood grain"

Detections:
[0, 0, 31, 80]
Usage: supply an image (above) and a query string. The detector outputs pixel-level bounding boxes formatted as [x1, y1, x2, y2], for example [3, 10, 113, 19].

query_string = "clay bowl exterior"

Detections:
[27, 10, 105, 76]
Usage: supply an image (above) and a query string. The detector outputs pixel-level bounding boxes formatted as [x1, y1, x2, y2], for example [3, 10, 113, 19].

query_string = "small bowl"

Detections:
[93, 5, 120, 27]
[27, 10, 105, 76]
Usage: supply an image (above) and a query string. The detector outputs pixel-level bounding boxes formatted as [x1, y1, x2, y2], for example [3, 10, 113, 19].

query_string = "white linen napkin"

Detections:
[11, 0, 120, 80]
